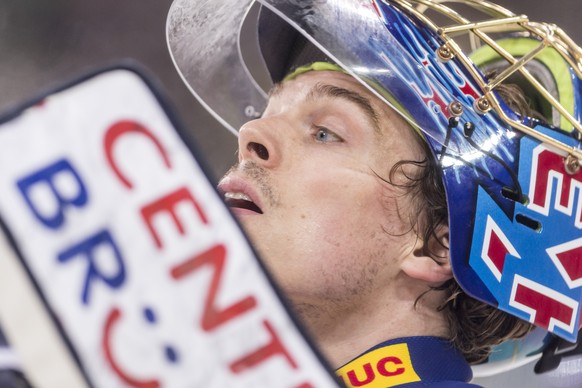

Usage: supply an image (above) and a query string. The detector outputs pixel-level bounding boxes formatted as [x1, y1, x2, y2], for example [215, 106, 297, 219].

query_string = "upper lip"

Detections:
[217, 175, 264, 214]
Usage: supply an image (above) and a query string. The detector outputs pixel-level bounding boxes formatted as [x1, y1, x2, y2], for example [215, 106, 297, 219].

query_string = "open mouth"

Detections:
[224, 192, 263, 214]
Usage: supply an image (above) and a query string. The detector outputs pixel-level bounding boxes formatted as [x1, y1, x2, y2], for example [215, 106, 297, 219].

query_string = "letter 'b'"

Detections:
[17, 158, 88, 229]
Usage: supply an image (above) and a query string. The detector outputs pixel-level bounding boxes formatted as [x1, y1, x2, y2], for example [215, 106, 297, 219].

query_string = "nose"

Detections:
[237, 118, 282, 168]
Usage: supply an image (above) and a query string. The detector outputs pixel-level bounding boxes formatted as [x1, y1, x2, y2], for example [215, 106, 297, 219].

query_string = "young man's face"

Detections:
[219, 70, 426, 316]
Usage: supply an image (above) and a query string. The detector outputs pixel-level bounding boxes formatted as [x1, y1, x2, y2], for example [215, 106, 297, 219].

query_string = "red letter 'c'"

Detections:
[377, 356, 404, 377]
[104, 120, 171, 190]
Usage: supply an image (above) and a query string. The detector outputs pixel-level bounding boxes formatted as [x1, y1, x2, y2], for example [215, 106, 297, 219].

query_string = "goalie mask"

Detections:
[167, 0, 582, 360]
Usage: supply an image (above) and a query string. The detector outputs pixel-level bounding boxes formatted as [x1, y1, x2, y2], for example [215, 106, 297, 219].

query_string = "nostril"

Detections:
[247, 142, 269, 161]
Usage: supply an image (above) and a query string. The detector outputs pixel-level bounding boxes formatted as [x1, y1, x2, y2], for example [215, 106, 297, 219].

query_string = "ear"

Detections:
[400, 226, 452, 287]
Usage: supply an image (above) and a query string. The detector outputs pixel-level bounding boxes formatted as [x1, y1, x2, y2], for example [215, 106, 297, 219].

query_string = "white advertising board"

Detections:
[0, 66, 338, 388]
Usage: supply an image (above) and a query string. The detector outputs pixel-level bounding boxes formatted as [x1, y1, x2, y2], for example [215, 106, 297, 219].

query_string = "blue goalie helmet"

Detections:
[167, 0, 582, 372]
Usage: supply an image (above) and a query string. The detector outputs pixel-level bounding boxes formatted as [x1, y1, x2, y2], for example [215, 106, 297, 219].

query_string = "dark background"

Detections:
[1, 1, 581, 386]
[0, 0, 238, 182]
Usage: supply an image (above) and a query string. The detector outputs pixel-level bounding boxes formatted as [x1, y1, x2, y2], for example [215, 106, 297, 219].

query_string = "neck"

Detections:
[293, 283, 450, 368]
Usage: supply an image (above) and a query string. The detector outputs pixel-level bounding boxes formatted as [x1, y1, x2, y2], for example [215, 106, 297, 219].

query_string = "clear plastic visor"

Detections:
[166, 0, 486, 152]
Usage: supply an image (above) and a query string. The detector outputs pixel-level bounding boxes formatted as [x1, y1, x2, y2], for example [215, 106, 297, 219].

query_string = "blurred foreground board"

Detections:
[0, 65, 337, 388]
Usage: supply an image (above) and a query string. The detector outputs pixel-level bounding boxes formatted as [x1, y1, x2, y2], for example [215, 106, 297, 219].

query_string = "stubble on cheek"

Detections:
[289, 245, 385, 324]
[291, 219, 387, 300]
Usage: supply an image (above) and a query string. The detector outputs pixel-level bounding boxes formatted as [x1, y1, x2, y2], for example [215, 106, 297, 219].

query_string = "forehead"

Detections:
[270, 70, 378, 106]
[271, 71, 387, 125]
[275, 72, 377, 125]
[267, 70, 425, 162]
[269, 70, 421, 145]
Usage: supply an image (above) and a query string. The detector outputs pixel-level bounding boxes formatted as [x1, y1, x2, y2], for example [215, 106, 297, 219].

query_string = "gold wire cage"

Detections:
[391, 0, 582, 172]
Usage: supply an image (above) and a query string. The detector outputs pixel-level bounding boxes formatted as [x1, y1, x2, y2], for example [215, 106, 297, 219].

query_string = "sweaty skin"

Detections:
[219, 70, 452, 367]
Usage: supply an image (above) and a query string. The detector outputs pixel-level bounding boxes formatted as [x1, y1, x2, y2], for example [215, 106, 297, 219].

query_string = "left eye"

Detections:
[313, 126, 343, 143]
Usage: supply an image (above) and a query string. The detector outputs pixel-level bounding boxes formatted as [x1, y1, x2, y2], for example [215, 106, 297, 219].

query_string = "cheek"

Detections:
[295, 176, 388, 242]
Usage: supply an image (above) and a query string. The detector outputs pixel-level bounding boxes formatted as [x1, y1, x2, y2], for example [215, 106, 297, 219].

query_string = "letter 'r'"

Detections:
[17, 158, 88, 229]
[58, 229, 126, 305]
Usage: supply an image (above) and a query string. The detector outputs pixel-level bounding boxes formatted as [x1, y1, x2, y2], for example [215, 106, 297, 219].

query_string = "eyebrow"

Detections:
[269, 81, 381, 132]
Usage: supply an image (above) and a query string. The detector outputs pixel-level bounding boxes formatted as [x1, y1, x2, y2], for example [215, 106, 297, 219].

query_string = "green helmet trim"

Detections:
[283, 62, 347, 81]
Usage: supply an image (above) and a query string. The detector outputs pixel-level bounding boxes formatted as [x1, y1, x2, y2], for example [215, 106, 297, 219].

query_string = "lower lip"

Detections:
[228, 207, 262, 216]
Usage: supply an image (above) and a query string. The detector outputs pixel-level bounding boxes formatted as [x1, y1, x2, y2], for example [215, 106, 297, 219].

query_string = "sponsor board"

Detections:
[0, 66, 338, 388]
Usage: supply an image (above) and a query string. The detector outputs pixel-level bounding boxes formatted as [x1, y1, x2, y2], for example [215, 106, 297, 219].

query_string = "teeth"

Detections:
[224, 192, 253, 202]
